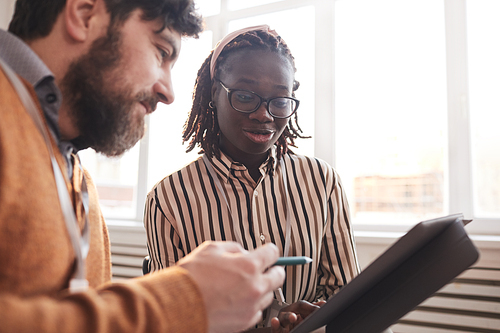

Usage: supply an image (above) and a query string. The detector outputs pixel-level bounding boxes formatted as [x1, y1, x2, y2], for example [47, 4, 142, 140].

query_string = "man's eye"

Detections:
[158, 48, 169, 60]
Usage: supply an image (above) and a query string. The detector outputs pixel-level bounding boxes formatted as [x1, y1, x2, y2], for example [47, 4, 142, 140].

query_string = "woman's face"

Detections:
[213, 49, 295, 164]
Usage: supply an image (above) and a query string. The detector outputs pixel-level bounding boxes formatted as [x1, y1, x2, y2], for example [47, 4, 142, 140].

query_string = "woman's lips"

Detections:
[243, 130, 275, 143]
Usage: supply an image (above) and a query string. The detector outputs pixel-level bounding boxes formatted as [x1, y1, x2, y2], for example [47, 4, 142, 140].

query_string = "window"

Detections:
[147, 31, 214, 191]
[467, 0, 500, 219]
[79, 145, 140, 218]
[228, 0, 285, 11]
[334, 0, 447, 226]
[79, 0, 499, 236]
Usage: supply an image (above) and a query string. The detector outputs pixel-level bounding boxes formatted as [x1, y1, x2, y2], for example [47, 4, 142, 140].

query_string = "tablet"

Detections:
[291, 214, 479, 333]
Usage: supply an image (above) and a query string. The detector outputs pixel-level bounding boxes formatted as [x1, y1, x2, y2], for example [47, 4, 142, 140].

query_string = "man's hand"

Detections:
[177, 241, 286, 333]
[270, 300, 325, 333]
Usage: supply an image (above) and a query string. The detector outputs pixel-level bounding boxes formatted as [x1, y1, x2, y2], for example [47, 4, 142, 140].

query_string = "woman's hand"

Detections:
[270, 300, 326, 333]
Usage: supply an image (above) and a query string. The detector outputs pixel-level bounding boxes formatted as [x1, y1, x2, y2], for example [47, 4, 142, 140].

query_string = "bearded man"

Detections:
[0, 1, 285, 332]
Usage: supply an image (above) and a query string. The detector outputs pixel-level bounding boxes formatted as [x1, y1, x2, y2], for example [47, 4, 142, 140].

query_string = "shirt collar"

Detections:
[208, 147, 279, 183]
[0, 29, 54, 88]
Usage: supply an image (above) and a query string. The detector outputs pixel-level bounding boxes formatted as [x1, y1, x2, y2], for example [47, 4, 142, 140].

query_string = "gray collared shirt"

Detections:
[0, 29, 76, 176]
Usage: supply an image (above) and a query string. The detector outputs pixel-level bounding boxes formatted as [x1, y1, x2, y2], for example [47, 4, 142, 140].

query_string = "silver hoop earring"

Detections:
[208, 101, 216, 109]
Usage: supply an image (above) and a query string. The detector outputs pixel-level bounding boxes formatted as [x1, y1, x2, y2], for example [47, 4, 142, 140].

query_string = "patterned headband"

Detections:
[209, 24, 279, 80]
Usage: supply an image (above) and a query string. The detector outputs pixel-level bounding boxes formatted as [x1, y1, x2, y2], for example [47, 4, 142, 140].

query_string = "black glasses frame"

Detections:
[217, 80, 299, 119]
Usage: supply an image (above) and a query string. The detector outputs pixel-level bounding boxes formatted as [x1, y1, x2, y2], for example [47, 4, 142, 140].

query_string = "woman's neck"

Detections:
[220, 147, 268, 183]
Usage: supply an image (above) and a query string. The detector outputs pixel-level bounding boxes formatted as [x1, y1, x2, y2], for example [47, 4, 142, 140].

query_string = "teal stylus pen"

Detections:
[274, 256, 312, 266]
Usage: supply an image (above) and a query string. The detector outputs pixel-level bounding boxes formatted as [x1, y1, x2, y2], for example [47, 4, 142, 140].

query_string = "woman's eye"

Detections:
[235, 92, 255, 103]
[272, 99, 289, 108]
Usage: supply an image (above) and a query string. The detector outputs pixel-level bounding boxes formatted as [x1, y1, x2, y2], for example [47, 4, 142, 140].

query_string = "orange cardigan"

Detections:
[0, 67, 207, 332]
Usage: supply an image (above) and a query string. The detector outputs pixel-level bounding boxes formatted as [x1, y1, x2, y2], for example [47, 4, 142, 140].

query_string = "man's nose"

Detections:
[154, 69, 175, 105]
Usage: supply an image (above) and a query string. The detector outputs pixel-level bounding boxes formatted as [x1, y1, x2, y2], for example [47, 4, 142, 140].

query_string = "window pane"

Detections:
[79, 145, 140, 218]
[335, 0, 448, 225]
[197, 0, 220, 17]
[147, 31, 213, 190]
[229, 6, 316, 157]
[228, 0, 284, 11]
[0, 0, 15, 30]
[467, 0, 500, 218]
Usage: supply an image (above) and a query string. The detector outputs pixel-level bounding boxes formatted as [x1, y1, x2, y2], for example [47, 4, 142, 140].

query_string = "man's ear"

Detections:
[64, 0, 100, 42]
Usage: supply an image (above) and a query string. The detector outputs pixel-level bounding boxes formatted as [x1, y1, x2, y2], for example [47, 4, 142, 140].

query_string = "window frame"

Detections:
[110, 0, 498, 236]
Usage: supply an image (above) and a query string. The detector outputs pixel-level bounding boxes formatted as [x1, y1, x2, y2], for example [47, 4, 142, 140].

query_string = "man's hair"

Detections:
[8, 0, 203, 41]
[183, 29, 309, 159]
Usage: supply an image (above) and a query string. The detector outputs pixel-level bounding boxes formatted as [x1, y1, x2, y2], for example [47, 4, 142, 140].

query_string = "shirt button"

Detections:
[254, 191, 258, 197]
[45, 93, 57, 104]
[260, 234, 265, 242]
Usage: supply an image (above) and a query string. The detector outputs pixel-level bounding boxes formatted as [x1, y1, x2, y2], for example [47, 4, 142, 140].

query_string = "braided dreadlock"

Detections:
[183, 29, 309, 159]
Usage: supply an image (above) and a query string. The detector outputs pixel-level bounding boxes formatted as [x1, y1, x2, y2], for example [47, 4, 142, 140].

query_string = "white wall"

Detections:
[0, 0, 16, 30]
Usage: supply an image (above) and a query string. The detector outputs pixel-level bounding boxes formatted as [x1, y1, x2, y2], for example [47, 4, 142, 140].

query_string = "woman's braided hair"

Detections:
[182, 29, 309, 159]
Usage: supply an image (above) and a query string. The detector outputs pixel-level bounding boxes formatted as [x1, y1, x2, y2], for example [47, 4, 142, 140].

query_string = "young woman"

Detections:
[144, 25, 360, 332]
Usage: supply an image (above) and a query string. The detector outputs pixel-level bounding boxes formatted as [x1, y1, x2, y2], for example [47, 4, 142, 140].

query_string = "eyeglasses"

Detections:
[217, 80, 299, 119]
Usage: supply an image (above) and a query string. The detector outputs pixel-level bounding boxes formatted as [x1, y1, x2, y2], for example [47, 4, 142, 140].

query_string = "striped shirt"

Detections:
[144, 149, 360, 304]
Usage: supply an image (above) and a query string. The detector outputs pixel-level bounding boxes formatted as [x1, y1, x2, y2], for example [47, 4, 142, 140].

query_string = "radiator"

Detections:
[392, 264, 500, 333]
[108, 222, 148, 280]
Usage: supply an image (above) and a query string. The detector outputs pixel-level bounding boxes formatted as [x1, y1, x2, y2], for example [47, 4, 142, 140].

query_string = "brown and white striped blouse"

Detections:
[144, 149, 360, 303]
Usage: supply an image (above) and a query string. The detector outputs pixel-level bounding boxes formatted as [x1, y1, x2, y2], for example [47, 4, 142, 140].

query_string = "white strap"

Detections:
[0, 58, 89, 292]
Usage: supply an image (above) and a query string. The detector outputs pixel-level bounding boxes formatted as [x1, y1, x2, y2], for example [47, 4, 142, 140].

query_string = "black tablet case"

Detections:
[290, 214, 480, 333]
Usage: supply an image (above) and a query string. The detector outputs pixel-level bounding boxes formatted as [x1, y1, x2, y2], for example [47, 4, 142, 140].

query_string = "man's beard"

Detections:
[61, 28, 158, 157]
